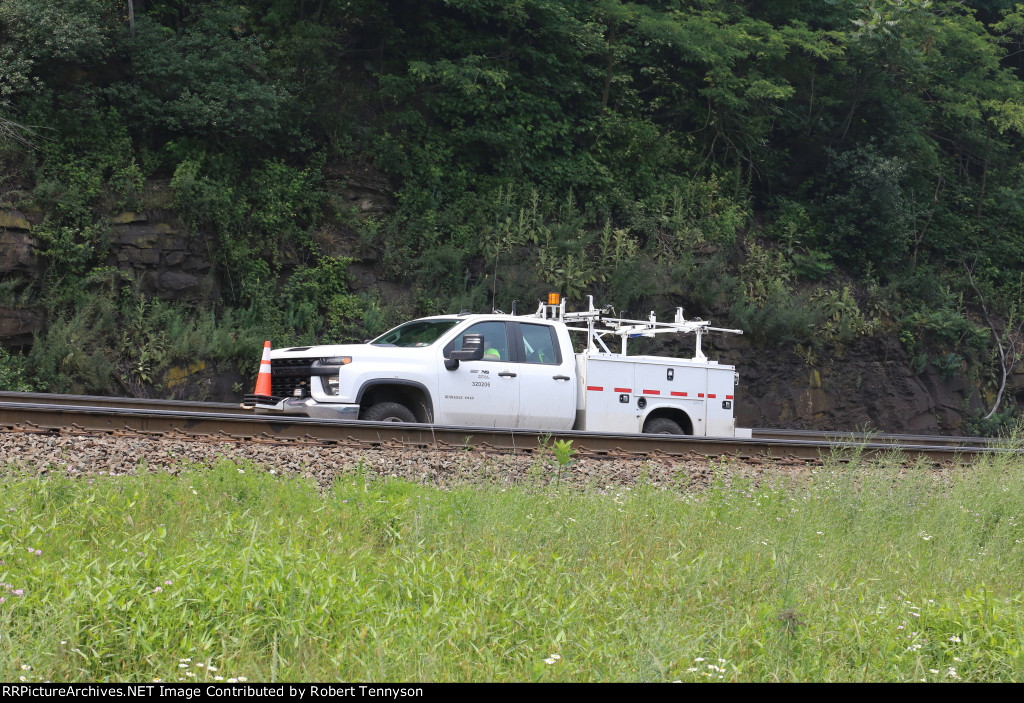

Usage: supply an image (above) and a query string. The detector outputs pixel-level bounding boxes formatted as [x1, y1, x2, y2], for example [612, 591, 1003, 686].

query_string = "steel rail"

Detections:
[0, 390, 246, 415]
[0, 395, 1011, 463]
[0, 391, 1003, 453]
[749, 427, 999, 448]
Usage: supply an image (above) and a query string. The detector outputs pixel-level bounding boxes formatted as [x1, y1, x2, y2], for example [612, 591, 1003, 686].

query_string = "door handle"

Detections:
[552, 375, 570, 381]
[498, 371, 517, 378]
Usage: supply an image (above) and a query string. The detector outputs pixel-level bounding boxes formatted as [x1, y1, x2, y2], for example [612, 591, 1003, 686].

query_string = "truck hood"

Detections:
[270, 343, 436, 360]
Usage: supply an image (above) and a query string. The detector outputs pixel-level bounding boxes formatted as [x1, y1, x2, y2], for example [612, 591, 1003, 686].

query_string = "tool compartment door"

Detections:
[577, 356, 638, 433]
[704, 366, 737, 437]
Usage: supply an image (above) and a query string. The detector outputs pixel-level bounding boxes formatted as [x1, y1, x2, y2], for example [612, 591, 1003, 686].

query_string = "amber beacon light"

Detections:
[547, 292, 561, 305]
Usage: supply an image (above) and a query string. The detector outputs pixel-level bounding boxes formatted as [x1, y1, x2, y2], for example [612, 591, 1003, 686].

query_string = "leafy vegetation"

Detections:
[1, 0, 1024, 426]
[4, 450, 1024, 681]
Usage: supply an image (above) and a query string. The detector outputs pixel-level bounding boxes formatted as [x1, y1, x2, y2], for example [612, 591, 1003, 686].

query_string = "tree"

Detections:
[964, 259, 1024, 420]
[110, 3, 292, 149]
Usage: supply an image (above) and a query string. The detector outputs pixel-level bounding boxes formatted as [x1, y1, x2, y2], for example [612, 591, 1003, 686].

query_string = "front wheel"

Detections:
[361, 401, 417, 423]
[643, 417, 683, 435]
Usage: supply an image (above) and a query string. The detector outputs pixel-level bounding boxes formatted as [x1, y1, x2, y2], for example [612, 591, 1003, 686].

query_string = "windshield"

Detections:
[371, 319, 461, 347]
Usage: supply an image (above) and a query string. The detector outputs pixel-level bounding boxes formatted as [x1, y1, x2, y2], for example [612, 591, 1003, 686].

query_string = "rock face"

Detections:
[0, 204, 219, 349]
[0, 228, 35, 274]
[712, 335, 985, 434]
[0, 307, 43, 347]
[0, 207, 43, 346]
[107, 211, 216, 300]
[0, 206, 216, 301]
[1, 206, 215, 299]
[316, 160, 400, 297]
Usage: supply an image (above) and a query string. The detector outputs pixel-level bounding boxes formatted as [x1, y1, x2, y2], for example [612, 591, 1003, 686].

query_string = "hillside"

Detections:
[3, 0, 1024, 434]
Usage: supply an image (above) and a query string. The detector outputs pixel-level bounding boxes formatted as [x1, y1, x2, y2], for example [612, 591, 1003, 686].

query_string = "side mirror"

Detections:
[445, 333, 484, 370]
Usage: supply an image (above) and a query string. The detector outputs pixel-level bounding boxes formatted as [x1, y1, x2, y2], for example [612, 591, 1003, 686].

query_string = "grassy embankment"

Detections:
[2, 445, 1024, 682]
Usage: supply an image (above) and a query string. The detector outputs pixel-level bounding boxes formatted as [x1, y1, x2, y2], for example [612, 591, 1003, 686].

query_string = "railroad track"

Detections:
[0, 391, 1012, 463]
[750, 427, 1000, 450]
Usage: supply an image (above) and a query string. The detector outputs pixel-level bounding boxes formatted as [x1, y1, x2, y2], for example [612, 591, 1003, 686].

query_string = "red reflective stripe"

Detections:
[586, 385, 603, 392]
[643, 389, 660, 395]
[708, 394, 716, 398]
[726, 395, 733, 400]
[698, 393, 705, 398]
[670, 391, 687, 397]
[614, 387, 632, 393]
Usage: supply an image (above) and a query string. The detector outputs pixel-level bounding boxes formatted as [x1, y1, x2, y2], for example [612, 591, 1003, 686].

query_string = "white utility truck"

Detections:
[244, 295, 751, 437]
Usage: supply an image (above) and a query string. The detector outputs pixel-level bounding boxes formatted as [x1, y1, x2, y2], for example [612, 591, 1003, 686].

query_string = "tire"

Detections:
[362, 401, 417, 423]
[643, 417, 684, 435]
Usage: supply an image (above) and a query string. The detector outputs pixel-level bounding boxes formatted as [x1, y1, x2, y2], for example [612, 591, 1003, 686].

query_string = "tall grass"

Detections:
[2, 450, 1024, 682]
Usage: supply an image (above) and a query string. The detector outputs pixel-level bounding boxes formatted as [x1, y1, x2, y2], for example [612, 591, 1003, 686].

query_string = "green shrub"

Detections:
[0, 346, 32, 391]
[730, 288, 825, 347]
[739, 242, 792, 306]
[965, 408, 1018, 438]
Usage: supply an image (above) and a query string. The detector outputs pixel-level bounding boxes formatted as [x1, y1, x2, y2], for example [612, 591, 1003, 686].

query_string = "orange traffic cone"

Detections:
[254, 341, 273, 397]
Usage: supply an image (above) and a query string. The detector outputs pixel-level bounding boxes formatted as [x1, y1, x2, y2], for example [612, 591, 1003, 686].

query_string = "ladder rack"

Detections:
[528, 296, 742, 360]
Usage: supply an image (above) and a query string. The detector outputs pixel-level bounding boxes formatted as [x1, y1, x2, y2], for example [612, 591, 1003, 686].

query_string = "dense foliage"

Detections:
[2, 0, 1024, 428]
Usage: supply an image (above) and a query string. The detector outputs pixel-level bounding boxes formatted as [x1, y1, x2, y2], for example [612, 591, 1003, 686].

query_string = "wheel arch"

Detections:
[641, 406, 694, 435]
[356, 381, 434, 423]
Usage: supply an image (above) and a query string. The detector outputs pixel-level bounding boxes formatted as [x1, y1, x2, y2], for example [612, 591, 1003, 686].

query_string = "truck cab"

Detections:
[246, 313, 576, 430]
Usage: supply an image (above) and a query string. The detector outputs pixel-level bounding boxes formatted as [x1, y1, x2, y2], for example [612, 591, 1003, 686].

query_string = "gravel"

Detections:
[0, 428, 816, 491]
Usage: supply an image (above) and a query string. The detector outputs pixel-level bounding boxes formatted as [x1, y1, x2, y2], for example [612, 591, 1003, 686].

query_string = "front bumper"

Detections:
[242, 396, 360, 421]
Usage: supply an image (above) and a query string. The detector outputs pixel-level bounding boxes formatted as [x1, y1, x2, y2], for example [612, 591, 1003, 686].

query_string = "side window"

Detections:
[444, 322, 510, 362]
[519, 323, 559, 365]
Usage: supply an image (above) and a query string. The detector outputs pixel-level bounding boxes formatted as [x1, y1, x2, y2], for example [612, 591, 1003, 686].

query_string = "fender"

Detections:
[355, 379, 434, 421]
[640, 405, 695, 435]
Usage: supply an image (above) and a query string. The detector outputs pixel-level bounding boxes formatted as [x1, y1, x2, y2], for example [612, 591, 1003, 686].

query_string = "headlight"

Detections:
[320, 356, 352, 365]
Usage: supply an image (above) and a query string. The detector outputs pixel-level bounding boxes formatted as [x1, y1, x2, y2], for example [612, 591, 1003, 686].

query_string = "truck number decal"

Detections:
[472, 381, 491, 387]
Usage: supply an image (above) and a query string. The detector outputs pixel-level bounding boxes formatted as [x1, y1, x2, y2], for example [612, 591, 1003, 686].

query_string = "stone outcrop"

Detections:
[0, 207, 43, 346]
[316, 160, 404, 299]
[107, 210, 216, 300]
[0, 307, 44, 346]
[712, 334, 985, 434]
[0, 205, 217, 306]
[0, 208, 39, 277]
[0, 204, 219, 346]
[0, 229, 35, 274]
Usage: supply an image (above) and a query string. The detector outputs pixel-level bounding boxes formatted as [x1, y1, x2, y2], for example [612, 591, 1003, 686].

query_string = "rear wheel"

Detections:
[643, 417, 684, 435]
[362, 401, 416, 423]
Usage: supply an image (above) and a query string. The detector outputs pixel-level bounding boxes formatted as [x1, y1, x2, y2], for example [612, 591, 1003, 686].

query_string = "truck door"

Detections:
[438, 321, 519, 427]
[511, 321, 576, 430]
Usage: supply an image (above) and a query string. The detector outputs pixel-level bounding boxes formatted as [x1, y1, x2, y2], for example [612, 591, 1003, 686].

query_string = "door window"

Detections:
[444, 322, 511, 362]
[518, 323, 560, 365]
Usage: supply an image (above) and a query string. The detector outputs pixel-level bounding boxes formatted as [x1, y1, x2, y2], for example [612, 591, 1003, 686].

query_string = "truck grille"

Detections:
[271, 357, 316, 398]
